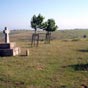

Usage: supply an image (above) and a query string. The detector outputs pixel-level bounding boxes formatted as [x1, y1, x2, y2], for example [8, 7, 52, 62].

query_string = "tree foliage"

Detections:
[31, 14, 44, 33]
[42, 19, 58, 33]
[30, 14, 58, 44]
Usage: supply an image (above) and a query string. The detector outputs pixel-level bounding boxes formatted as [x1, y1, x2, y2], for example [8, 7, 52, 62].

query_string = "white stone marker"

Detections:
[3, 27, 10, 43]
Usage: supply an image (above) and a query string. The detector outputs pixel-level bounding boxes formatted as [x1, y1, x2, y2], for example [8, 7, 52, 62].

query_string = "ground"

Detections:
[0, 30, 88, 88]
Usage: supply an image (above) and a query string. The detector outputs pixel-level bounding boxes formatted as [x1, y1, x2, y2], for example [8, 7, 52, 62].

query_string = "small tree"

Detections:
[31, 14, 44, 34]
[30, 14, 44, 47]
[42, 19, 58, 43]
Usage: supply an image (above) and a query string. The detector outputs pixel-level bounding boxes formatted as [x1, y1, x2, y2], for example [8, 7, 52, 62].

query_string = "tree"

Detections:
[42, 19, 58, 43]
[30, 14, 44, 47]
[44, 19, 58, 33]
[31, 14, 44, 34]
[30, 14, 58, 45]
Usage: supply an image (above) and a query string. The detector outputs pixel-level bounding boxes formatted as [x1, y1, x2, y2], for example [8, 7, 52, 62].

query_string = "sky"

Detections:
[0, 0, 88, 30]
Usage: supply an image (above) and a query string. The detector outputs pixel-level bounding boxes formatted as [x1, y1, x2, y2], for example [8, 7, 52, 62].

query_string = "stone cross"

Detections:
[3, 27, 10, 43]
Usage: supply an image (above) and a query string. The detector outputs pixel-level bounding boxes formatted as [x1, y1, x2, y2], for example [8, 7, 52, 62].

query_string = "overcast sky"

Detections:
[0, 0, 88, 30]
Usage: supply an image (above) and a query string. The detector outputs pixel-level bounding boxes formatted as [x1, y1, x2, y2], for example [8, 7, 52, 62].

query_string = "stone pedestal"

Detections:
[0, 42, 20, 56]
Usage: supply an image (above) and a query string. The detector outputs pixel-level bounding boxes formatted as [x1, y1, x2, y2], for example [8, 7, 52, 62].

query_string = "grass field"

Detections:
[0, 30, 88, 88]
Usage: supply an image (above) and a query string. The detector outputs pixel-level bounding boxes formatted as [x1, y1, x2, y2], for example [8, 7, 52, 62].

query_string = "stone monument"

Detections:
[0, 27, 21, 56]
[3, 27, 10, 43]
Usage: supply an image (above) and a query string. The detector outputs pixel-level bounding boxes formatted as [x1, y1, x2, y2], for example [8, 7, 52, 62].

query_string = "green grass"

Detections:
[0, 30, 88, 88]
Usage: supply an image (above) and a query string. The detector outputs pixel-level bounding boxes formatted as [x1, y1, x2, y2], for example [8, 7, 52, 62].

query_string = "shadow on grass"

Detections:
[67, 63, 88, 71]
[77, 49, 88, 52]
[60, 85, 78, 88]
[60, 85, 67, 88]
[20, 55, 27, 57]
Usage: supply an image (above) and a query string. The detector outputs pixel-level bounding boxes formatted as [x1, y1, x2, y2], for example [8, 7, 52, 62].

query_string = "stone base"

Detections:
[0, 47, 20, 56]
[0, 43, 16, 49]
[0, 42, 21, 56]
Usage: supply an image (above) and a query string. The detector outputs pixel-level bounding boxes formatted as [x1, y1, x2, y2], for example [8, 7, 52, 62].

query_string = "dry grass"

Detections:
[0, 30, 88, 88]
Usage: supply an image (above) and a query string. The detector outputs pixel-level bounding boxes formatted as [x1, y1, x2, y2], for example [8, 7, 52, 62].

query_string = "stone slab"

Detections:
[13, 47, 21, 56]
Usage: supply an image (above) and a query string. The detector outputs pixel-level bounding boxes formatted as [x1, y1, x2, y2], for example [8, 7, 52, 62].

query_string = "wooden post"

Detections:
[45, 32, 51, 44]
[31, 33, 39, 47]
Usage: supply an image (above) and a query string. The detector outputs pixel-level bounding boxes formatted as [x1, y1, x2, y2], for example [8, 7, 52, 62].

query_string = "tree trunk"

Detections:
[35, 28, 37, 34]
[45, 31, 51, 44]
